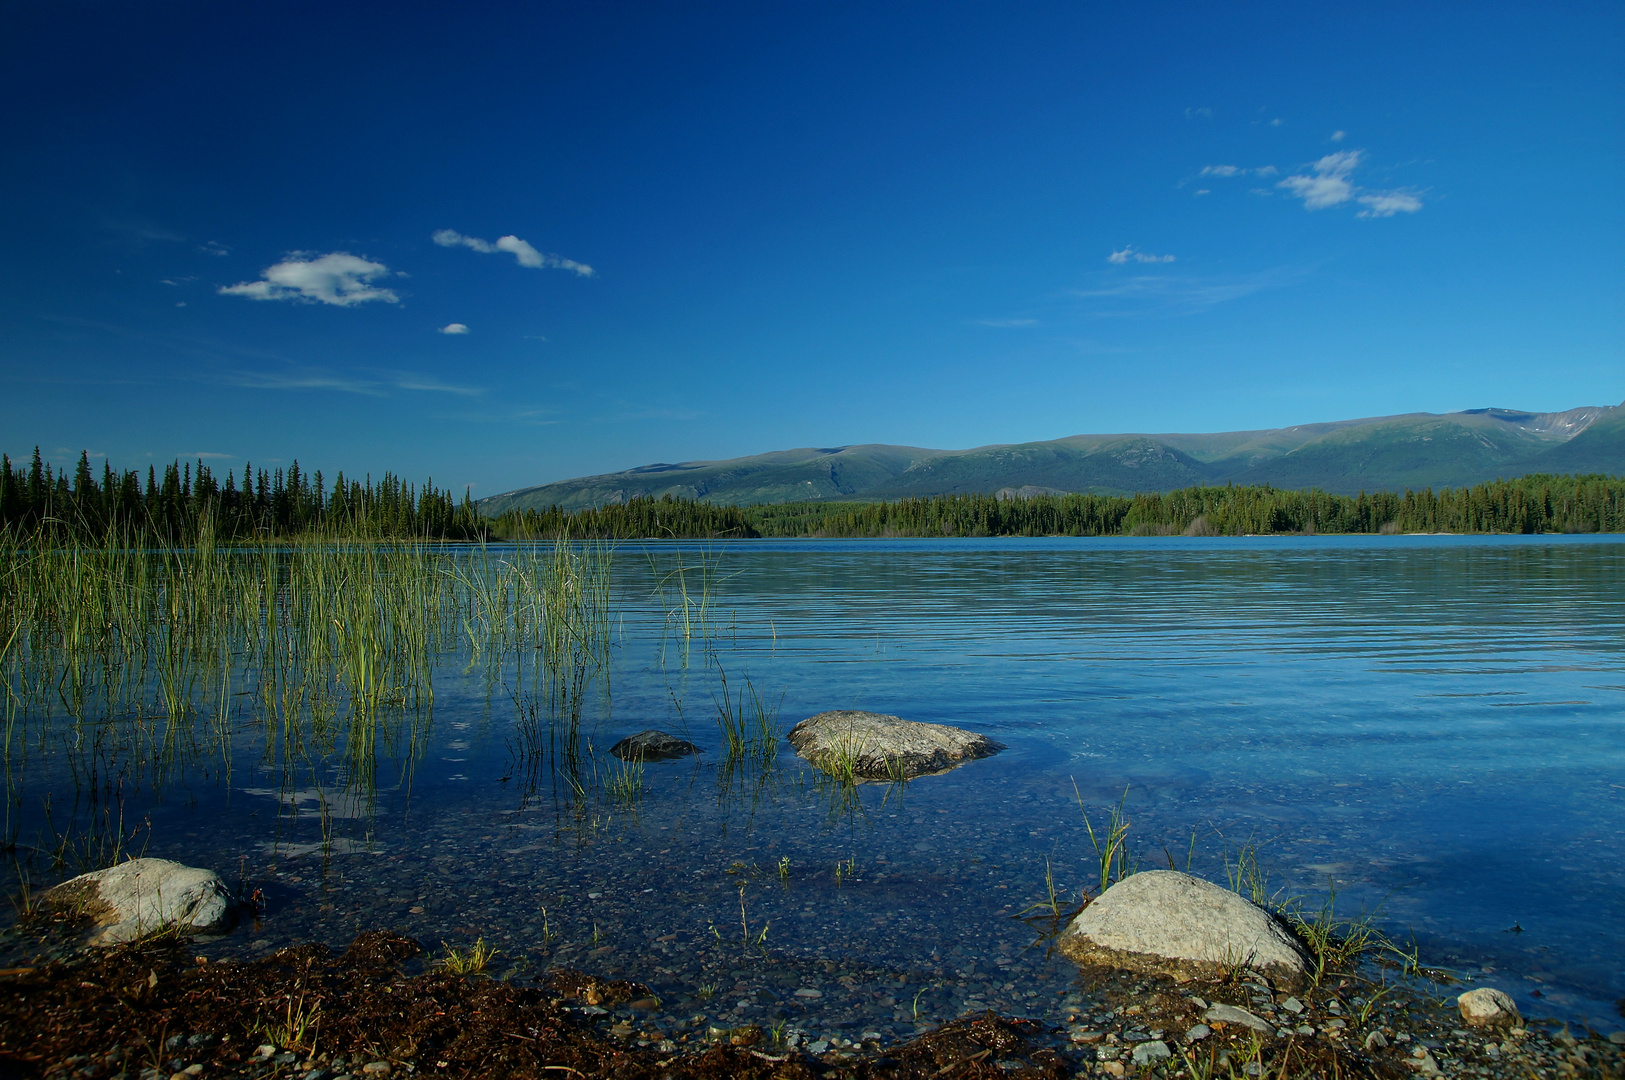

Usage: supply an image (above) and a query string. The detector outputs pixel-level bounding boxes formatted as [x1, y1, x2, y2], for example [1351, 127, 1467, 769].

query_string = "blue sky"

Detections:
[1, 2, 1619, 496]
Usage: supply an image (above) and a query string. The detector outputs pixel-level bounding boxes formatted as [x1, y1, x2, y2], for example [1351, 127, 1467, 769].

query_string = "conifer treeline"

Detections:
[0, 448, 483, 539]
[5, 447, 1617, 541]
[490, 473, 1624, 539]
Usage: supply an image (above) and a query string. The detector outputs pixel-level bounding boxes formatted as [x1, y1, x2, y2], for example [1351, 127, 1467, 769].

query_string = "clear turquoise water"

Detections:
[9, 535, 1624, 1037]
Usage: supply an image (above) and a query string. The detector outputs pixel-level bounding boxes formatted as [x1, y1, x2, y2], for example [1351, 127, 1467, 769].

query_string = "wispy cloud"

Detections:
[1108, 246, 1176, 265]
[1185, 107, 1213, 120]
[1277, 149, 1424, 217]
[219, 252, 399, 306]
[432, 229, 594, 277]
[975, 318, 1039, 328]
[1356, 192, 1423, 218]
[439, 322, 470, 335]
[224, 366, 483, 397]
[1069, 268, 1298, 316]
[1330, 130, 1347, 142]
[1198, 164, 1277, 179]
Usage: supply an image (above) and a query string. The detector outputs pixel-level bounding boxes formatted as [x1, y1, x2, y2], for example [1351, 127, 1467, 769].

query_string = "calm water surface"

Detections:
[8, 536, 1624, 1037]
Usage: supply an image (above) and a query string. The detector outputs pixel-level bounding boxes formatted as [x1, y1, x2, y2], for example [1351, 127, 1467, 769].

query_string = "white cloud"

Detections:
[1270, 118, 1283, 126]
[1277, 149, 1425, 218]
[1330, 130, 1347, 142]
[1356, 191, 1423, 218]
[439, 322, 470, 335]
[219, 252, 399, 306]
[1277, 150, 1362, 209]
[1186, 107, 1213, 120]
[1108, 246, 1177, 265]
[432, 228, 594, 277]
[1194, 189, 1210, 196]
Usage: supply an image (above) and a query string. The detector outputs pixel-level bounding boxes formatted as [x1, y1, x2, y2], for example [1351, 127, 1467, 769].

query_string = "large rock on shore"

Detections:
[1058, 870, 1309, 986]
[609, 729, 700, 761]
[786, 711, 1003, 780]
[1457, 987, 1521, 1028]
[42, 857, 234, 944]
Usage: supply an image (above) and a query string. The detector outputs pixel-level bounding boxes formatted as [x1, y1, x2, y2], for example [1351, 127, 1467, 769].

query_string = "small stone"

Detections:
[1204, 1004, 1275, 1034]
[183, 1069, 203, 1078]
[1409, 1048, 1441, 1075]
[1296, 1025, 1315, 1036]
[1281, 997, 1304, 1015]
[1326, 1019, 1346, 1030]
[1101, 1063, 1126, 1079]
[255, 1046, 276, 1059]
[1365, 1031, 1389, 1050]
[805, 1040, 829, 1054]
[1484, 1044, 1501, 1059]
[1131, 1040, 1171, 1065]
[793, 988, 823, 998]
[1458, 988, 1521, 1028]
[273, 1054, 297, 1066]
[361, 1064, 391, 1076]
[1185, 1024, 1211, 1042]
[1609, 1032, 1625, 1046]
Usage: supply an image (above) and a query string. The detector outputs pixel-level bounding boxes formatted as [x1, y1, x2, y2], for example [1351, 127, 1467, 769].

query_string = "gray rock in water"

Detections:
[42, 857, 234, 944]
[608, 729, 701, 761]
[1457, 987, 1521, 1028]
[1058, 870, 1309, 986]
[785, 711, 1003, 780]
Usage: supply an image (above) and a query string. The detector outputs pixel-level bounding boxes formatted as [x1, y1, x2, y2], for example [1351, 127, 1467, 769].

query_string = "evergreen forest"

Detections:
[2, 448, 1619, 542]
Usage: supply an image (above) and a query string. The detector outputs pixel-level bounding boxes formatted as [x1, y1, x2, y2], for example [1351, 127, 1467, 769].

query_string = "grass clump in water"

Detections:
[439, 937, 498, 976]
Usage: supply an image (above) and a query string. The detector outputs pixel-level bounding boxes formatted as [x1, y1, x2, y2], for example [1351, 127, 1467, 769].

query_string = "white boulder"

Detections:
[43, 857, 234, 944]
[1058, 870, 1309, 985]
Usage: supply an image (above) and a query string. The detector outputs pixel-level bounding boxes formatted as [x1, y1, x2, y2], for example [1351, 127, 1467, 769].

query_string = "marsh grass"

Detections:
[712, 666, 781, 768]
[1073, 780, 1135, 895]
[253, 986, 322, 1052]
[439, 937, 499, 976]
[1220, 834, 1403, 986]
[0, 522, 616, 880]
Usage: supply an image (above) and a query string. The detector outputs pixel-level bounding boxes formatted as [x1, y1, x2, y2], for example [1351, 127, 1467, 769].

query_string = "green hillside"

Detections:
[479, 401, 1624, 513]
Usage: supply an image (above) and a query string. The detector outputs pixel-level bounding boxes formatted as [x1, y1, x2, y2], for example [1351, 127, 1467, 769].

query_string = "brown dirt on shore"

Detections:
[0, 931, 1620, 1080]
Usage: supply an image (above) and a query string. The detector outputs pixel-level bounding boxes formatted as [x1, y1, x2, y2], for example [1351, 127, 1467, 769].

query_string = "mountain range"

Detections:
[479, 401, 1625, 514]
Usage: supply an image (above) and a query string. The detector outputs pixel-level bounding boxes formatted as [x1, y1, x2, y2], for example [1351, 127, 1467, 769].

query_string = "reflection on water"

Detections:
[3, 536, 1623, 1036]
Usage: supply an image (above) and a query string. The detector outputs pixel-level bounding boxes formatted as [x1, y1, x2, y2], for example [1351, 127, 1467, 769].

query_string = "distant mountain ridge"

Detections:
[479, 401, 1625, 514]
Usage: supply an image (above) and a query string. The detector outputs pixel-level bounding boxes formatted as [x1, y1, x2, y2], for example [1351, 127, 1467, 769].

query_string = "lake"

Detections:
[4, 534, 1622, 1041]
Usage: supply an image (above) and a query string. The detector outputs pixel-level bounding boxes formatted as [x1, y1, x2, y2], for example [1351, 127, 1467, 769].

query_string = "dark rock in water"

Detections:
[609, 729, 701, 760]
[786, 711, 1003, 780]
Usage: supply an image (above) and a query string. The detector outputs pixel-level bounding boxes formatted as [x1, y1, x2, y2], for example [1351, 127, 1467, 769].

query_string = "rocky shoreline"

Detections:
[1, 917, 1621, 1080]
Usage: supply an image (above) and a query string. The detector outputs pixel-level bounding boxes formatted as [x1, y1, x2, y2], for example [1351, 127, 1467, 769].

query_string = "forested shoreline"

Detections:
[2, 448, 1619, 541]
[0, 448, 483, 539]
[491, 473, 1624, 539]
